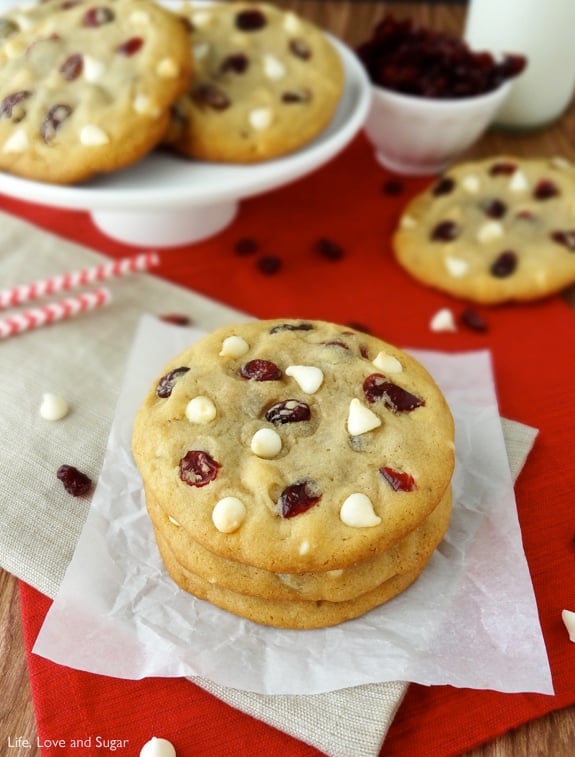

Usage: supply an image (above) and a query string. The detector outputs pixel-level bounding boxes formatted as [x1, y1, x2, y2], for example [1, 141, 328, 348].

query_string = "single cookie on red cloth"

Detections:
[393, 156, 575, 304]
[132, 319, 455, 629]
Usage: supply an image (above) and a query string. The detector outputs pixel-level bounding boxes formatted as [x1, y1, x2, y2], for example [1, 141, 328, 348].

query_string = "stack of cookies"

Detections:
[0, 0, 344, 184]
[132, 319, 455, 629]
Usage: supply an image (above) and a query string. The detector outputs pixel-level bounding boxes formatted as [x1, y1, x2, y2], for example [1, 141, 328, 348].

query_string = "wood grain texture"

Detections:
[1, 2, 574, 755]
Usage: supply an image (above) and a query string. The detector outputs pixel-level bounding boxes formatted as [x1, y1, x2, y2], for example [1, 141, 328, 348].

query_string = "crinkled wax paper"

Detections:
[34, 315, 553, 695]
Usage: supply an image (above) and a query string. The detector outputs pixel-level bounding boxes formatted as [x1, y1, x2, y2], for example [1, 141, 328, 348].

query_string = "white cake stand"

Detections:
[0, 38, 371, 248]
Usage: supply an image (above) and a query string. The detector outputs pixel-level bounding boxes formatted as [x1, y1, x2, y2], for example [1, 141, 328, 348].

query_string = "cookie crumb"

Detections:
[430, 307, 457, 332]
[561, 609, 575, 642]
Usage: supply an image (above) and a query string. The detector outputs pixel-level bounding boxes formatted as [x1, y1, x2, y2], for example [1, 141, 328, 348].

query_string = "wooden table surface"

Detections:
[2, 2, 575, 755]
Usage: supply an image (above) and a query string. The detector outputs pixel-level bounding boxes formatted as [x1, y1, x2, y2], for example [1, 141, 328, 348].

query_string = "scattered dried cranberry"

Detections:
[460, 307, 488, 332]
[235, 9, 266, 30]
[0, 90, 31, 120]
[533, 179, 559, 200]
[158, 313, 192, 326]
[321, 339, 350, 350]
[156, 366, 189, 398]
[281, 89, 311, 103]
[241, 359, 282, 381]
[57, 464, 92, 497]
[432, 177, 455, 196]
[220, 53, 249, 74]
[82, 7, 114, 26]
[59, 53, 83, 81]
[279, 480, 321, 518]
[363, 373, 424, 412]
[179, 450, 220, 487]
[315, 237, 345, 261]
[40, 103, 72, 144]
[515, 210, 536, 222]
[257, 255, 282, 275]
[489, 162, 517, 176]
[481, 198, 507, 219]
[270, 322, 313, 333]
[381, 178, 404, 196]
[551, 230, 575, 251]
[490, 250, 518, 277]
[234, 237, 259, 256]
[289, 38, 311, 60]
[380, 466, 416, 492]
[265, 399, 311, 424]
[116, 36, 143, 56]
[431, 220, 459, 242]
[193, 83, 230, 110]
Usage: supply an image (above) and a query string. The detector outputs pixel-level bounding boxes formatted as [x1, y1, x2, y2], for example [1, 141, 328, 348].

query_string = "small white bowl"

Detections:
[364, 80, 512, 176]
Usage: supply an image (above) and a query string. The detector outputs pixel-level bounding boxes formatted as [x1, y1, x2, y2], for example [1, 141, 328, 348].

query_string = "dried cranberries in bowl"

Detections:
[355, 14, 526, 99]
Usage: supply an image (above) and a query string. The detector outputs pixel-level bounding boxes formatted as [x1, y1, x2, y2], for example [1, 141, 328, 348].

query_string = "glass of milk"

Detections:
[464, 0, 575, 130]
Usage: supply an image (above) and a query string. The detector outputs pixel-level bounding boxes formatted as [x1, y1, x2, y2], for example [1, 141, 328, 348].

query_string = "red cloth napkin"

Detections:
[9, 133, 575, 755]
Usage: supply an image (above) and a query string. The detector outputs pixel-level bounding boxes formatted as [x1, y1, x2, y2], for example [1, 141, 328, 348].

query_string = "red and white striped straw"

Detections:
[0, 287, 112, 340]
[0, 251, 159, 310]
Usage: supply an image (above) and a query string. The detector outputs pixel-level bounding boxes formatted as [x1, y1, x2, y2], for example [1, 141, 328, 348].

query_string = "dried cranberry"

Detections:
[363, 373, 424, 412]
[235, 9, 266, 30]
[57, 464, 92, 497]
[279, 480, 321, 518]
[431, 220, 459, 242]
[59, 53, 83, 81]
[179, 450, 220, 487]
[158, 313, 191, 326]
[82, 7, 114, 26]
[489, 162, 517, 176]
[533, 179, 559, 200]
[490, 250, 518, 277]
[257, 255, 283, 275]
[315, 237, 344, 261]
[265, 399, 311, 424]
[321, 339, 350, 350]
[481, 198, 507, 219]
[193, 83, 230, 110]
[241, 359, 282, 381]
[156, 366, 189, 398]
[515, 210, 536, 222]
[234, 237, 259, 255]
[460, 307, 488, 332]
[432, 177, 455, 196]
[551, 230, 575, 251]
[220, 53, 249, 74]
[270, 322, 313, 334]
[289, 38, 311, 60]
[40, 104, 72, 144]
[116, 37, 143, 56]
[0, 90, 31, 120]
[281, 89, 311, 103]
[380, 466, 416, 492]
[382, 178, 404, 196]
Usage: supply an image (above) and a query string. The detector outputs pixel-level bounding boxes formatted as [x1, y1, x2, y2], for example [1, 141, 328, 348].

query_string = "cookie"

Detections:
[393, 156, 575, 304]
[132, 319, 455, 627]
[165, 1, 344, 162]
[0, 0, 192, 183]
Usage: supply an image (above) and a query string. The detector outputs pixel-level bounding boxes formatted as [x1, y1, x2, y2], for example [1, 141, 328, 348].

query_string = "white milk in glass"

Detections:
[464, 0, 575, 129]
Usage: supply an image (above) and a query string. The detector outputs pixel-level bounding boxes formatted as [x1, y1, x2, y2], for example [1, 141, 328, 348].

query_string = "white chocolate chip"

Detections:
[476, 220, 504, 244]
[219, 335, 249, 357]
[249, 107, 273, 131]
[430, 307, 457, 333]
[461, 174, 480, 193]
[551, 156, 570, 170]
[156, 57, 179, 78]
[212, 497, 247, 533]
[400, 214, 417, 229]
[509, 170, 528, 192]
[562, 609, 575, 642]
[185, 396, 217, 424]
[39, 393, 69, 421]
[133, 94, 161, 117]
[299, 540, 310, 555]
[82, 55, 105, 82]
[372, 351, 402, 374]
[80, 124, 109, 146]
[250, 428, 282, 458]
[2, 128, 28, 153]
[129, 9, 150, 25]
[444, 255, 469, 278]
[283, 12, 301, 33]
[168, 515, 181, 527]
[263, 54, 286, 79]
[285, 365, 324, 394]
[191, 11, 210, 27]
[139, 736, 176, 757]
[340, 493, 381, 528]
[347, 398, 381, 435]
[194, 42, 210, 60]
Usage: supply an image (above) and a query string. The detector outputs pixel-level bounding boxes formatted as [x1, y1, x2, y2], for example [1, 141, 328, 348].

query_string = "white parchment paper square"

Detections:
[33, 315, 553, 695]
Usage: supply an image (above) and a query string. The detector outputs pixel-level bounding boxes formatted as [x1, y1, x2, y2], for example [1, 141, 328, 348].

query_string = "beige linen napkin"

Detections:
[0, 211, 538, 757]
